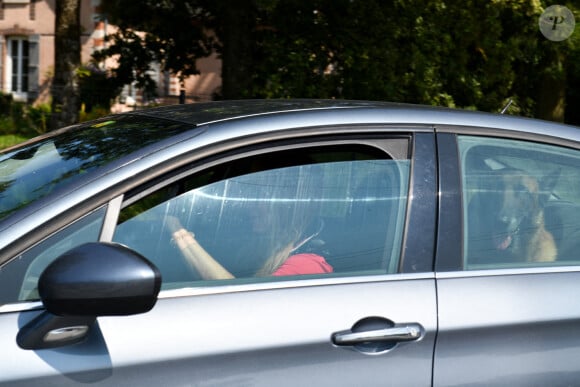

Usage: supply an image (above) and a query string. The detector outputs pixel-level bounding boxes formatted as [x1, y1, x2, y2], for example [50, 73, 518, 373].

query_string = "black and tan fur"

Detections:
[469, 168, 558, 263]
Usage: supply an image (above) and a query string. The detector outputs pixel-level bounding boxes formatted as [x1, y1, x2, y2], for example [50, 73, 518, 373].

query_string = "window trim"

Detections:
[436, 127, 580, 272]
[121, 136, 412, 208]
[158, 272, 436, 299]
[434, 132, 463, 271]
[436, 265, 580, 280]
[5, 36, 29, 101]
[99, 195, 124, 242]
[400, 132, 437, 273]
[111, 134, 432, 287]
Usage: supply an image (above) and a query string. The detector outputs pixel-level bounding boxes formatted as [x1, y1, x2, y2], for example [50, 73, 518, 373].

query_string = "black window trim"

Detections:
[434, 132, 463, 271]
[400, 132, 438, 273]
[434, 126, 580, 272]
[120, 135, 412, 209]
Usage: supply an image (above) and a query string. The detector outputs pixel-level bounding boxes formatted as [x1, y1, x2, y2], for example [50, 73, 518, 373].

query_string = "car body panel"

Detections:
[2, 277, 436, 386]
[435, 270, 580, 386]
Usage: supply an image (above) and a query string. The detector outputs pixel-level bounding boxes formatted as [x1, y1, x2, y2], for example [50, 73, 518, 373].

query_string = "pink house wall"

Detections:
[0, 0, 221, 106]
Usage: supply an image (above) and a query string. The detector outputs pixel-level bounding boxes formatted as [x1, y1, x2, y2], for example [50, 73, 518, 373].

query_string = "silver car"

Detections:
[1, 99, 579, 386]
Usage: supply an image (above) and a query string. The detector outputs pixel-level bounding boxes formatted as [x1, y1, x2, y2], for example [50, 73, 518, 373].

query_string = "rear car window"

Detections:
[459, 135, 580, 270]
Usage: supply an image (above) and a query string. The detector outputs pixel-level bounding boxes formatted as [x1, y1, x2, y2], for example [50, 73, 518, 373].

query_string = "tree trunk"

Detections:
[219, 0, 255, 99]
[536, 77, 566, 123]
[536, 50, 566, 123]
[50, 0, 81, 130]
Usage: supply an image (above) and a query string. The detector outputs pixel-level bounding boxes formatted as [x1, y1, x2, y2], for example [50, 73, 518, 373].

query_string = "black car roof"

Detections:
[128, 99, 415, 126]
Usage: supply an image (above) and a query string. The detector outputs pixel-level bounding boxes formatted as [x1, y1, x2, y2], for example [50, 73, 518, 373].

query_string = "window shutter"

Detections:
[0, 38, 3, 92]
[27, 34, 39, 101]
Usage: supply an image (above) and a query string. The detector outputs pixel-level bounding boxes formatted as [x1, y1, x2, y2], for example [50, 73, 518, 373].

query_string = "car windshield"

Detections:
[0, 116, 193, 220]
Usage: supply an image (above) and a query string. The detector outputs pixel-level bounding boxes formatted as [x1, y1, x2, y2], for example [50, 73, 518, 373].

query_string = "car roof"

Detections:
[5, 99, 579, 153]
[129, 99, 393, 126]
[127, 98, 580, 141]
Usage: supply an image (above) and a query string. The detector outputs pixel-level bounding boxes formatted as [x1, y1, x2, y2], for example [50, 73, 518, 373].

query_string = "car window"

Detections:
[113, 143, 411, 290]
[0, 208, 106, 305]
[459, 135, 580, 270]
[0, 116, 192, 221]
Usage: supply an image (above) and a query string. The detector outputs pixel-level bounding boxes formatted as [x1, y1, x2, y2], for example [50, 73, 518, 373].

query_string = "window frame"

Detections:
[107, 132, 436, 280]
[111, 137, 414, 286]
[435, 127, 580, 273]
[0, 128, 437, 311]
[6, 36, 29, 100]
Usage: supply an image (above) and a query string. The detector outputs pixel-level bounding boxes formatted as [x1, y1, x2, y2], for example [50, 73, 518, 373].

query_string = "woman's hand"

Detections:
[164, 215, 234, 280]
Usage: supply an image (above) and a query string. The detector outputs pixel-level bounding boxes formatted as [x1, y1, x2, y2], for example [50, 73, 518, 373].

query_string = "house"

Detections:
[0, 0, 220, 107]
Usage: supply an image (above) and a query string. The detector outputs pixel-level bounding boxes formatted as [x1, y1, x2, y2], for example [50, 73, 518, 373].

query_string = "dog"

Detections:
[468, 168, 558, 264]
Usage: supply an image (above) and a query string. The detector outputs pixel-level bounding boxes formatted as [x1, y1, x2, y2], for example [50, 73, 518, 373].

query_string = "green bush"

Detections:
[27, 103, 51, 133]
[79, 106, 111, 122]
[0, 134, 29, 150]
[0, 92, 50, 137]
[78, 64, 121, 113]
[0, 92, 13, 116]
[0, 99, 36, 137]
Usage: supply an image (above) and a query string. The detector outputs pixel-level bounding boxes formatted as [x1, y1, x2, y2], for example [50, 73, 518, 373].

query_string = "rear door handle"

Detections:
[332, 323, 423, 346]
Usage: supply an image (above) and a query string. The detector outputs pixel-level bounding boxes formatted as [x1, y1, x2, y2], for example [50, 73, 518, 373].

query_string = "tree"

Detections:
[96, 0, 214, 99]
[50, 0, 81, 130]
[96, 0, 580, 123]
[209, 0, 259, 99]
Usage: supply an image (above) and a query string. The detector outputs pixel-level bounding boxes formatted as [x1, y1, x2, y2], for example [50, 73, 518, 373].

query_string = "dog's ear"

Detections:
[539, 168, 561, 207]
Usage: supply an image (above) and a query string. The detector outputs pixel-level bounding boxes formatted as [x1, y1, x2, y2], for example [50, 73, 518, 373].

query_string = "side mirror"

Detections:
[18, 242, 162, 349]
[39, 242, 161, 316]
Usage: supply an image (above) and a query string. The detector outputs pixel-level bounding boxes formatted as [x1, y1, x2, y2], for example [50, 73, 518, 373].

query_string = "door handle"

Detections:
[332, 323, 423, 346]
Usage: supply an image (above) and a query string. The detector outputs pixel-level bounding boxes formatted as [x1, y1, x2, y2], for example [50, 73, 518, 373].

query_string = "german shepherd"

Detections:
[468, 168, 558, 264]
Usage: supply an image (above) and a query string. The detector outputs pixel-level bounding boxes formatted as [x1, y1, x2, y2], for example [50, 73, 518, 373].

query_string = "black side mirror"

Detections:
[39, 242, 161, 316]
[18, 242, 161, 350]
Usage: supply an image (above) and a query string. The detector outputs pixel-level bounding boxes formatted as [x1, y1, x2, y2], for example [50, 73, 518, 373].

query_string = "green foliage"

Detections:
[0, 91, 50, 138]
[77, 64, 121, 112]
[0, 74, 118, 140]
[249, 0, 552, 116]
[79, 106, 111, 122]
[0, 92, 13, 116]
[97, 0, 580, 122]
[26, 103, 51, 133]
[0, 134, 29, 150]
[0, 93, 47, 137]
[96, 0, 213, 92]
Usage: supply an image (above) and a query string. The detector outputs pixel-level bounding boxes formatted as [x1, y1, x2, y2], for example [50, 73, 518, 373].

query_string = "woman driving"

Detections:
[165, 163, 333, 280]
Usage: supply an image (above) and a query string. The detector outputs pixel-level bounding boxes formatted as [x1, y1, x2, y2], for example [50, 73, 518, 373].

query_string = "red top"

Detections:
[272, 253, 333, 276]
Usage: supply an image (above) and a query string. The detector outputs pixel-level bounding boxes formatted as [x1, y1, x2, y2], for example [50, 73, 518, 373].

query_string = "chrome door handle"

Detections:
[332, 323, 423, 346]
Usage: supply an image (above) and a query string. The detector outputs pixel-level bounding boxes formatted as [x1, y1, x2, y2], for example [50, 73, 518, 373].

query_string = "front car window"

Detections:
[0, 116, 193, 220]
[113, 144, 411, 290]
[459, 135, 580, 270]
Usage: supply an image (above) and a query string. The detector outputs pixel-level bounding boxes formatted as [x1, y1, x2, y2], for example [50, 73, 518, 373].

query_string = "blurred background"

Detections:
[0, 0, 578, 147]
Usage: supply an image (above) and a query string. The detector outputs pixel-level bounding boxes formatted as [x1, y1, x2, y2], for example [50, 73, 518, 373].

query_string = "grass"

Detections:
[0, 134, 30, 150]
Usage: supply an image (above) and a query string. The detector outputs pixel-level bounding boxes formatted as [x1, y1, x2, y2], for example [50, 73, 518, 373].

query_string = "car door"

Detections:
[0, 131, 438, 386]
[434, 130, 580, 386]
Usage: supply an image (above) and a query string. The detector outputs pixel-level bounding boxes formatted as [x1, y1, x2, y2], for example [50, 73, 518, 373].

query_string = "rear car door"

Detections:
[0, 130, 438, 386]
[434, 130, 580, 386]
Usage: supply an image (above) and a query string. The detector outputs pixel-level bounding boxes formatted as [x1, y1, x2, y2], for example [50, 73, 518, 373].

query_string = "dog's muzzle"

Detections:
[493, 217, 521, 251]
